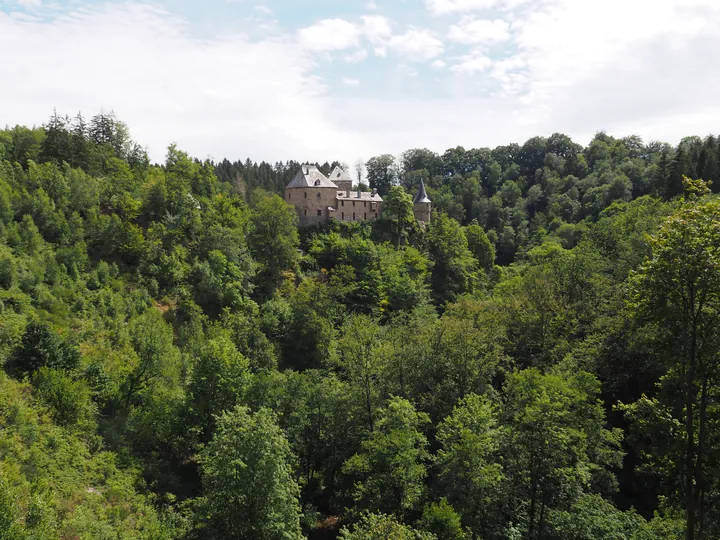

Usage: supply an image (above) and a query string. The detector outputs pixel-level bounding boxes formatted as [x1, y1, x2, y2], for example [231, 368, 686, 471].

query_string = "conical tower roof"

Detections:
[414, 178, 431, 203]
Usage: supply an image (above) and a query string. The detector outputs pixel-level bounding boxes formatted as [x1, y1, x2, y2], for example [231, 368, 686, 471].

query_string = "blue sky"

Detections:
[2, 0, 720, 166]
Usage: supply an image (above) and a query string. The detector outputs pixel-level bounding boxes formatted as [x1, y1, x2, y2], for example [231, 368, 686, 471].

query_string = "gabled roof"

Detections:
[328, 166, 353, 184]
[414, 179, 431, 203]
[286, 165, 338, 189]
[336, 191, 382, 202]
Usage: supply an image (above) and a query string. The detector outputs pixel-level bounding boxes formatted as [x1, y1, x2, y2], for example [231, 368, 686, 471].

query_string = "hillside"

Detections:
[0, 110, 717, 539]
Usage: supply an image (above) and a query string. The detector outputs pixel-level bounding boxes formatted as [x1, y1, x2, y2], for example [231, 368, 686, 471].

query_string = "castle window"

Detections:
[364, 213, 367, 219]
[352, 201, 356, 207]
[353, 212, 356, 220]
[317, 193, 321, 200]
[375, 212, 378, 218]
[304, 209, 307, 216]
[364, 201, 366, 207]
[341, 212, 344, 220]
[317, 209, 322, 216]
[304, 192, 307, 199]
[341, 200, 345, 206]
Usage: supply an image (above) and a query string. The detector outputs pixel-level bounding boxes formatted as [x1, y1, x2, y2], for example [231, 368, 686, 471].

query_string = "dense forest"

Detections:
[1, 109, 720, 539]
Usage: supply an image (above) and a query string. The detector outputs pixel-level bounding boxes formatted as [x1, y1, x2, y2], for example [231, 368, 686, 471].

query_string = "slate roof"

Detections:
[328, 166, 354, 184]
[414, 179, 431, 203]
[286, 165, 338, 189]
[336, 190, 383, 202]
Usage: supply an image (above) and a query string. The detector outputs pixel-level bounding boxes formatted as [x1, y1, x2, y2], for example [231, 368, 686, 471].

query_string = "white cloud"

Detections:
[4, 0, 720, 173]
[503, 0, 720, 134]
[366, 1, 379, 9]
[426, 0, 496, 15]
[17, 0, 42, 8]
[431, 59, 447, 68]
[343, 78, 360, 86]
[344, 48, 369, 63]
[298, 18, 360, 52]
[0, 5, 365, 164]
[387, 28, 443, 61]
[254, 5, 273, 15]
[450, 50, 492, 74]
[448, 17, 510, 45]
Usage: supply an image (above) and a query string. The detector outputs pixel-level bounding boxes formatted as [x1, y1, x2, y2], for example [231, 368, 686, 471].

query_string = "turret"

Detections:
[413, 179, 432, 222]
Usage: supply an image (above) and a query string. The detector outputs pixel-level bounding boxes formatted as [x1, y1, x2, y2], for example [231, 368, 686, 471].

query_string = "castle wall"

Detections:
[414, 202, 431, 223]
[336, 196, 382, 222]
[285, 186, 338, 227]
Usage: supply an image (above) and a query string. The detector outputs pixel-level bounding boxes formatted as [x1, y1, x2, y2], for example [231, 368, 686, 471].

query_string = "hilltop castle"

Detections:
[285, 164, 432, 227]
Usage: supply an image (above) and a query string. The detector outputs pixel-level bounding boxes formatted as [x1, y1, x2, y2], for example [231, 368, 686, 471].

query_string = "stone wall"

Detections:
[336, 197, 381, 222]
[285, 186, 338, 227]
[414, 202, 431, 223]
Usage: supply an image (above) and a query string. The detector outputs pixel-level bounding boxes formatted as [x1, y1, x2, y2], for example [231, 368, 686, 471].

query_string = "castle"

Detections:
[285, 164, 432, 227]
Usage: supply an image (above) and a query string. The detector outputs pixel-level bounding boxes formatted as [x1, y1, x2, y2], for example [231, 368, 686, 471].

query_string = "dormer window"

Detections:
[314, 179, 321, 186]
[317, 193, 321, 200]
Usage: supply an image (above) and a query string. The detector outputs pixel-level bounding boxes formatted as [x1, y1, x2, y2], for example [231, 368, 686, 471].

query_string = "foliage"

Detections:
[2, 110, 720, 538]
[198, 405, 303, 539]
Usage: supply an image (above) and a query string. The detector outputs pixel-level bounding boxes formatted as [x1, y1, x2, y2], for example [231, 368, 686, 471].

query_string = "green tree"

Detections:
[436, 394, 502, 537]
[629, 198, 720, 540]
[8, 321, 80, 376]
[340, 513, 435, 540]
[185, 335, 251, 444]
[249, 189, 299, 294]
[427, 213, 479, 304]
[199, 405, 303, 539]
[464, 222, 495, 273]
[366, 154, 399, 196]
[501, 369, 623, 540]
[343, 397, 430, 518]
[382, 185, 416, 246]
[418, 499, 467, 540]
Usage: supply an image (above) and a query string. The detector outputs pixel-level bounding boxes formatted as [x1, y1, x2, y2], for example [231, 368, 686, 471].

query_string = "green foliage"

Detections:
[418, 499, 467, 540]
[248, 189, 299, 294]
[199, 405, 303, 539]
[3, 112, 720, 538]
[427, 213, 479, 304]
[8, 320, 80, 376]
[343, 397, 430, 518]
[339, 513, 436, 540]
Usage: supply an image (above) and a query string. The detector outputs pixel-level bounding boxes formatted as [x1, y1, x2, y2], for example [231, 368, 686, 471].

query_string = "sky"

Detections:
[1, 0, 720, 166]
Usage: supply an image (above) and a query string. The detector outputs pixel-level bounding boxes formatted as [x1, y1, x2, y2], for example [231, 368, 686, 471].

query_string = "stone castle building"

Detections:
[285, 164, 432, 227]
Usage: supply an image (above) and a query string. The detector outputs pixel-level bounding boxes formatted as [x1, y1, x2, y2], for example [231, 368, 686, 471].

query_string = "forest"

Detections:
[1, 109, 720, 539]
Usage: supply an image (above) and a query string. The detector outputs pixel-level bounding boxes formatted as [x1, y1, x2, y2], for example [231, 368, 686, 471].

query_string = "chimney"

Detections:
[357, 188, 361, 198]
[371, 188, 378, 197]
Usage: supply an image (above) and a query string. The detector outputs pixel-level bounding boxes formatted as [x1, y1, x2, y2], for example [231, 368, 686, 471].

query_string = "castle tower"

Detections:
[284, 164, 339, 226]
[413, 179, 432, 222]
[328, 166, 353, 195]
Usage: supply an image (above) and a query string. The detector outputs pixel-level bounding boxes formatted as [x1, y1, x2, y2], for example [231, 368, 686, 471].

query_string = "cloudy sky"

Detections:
[1, 0, 720, 165]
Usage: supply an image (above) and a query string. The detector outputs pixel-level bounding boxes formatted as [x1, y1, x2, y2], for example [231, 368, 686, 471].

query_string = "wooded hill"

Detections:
[0, 110, 718, 539]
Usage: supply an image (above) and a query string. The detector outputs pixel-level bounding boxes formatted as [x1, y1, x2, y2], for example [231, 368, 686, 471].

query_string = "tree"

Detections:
[185, 335, 251, 444]
[339, 513, 435, 540]
[343, 397, 430, 518]
[464, 222, 495, 273]
[366, 154, 399, 196]
[199, 405, 303, 539]
[382, 186, 416, 246]
[427, 213, 479, 304]
[124, 309, 182, 407]
[418, 499, 467, 540]
[435, 394, 502, 537]
[629, 197, 720, 540]
[248, 189, 299, 294]
[9, 321, 80, 376]
[501, 369, 623, 540]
